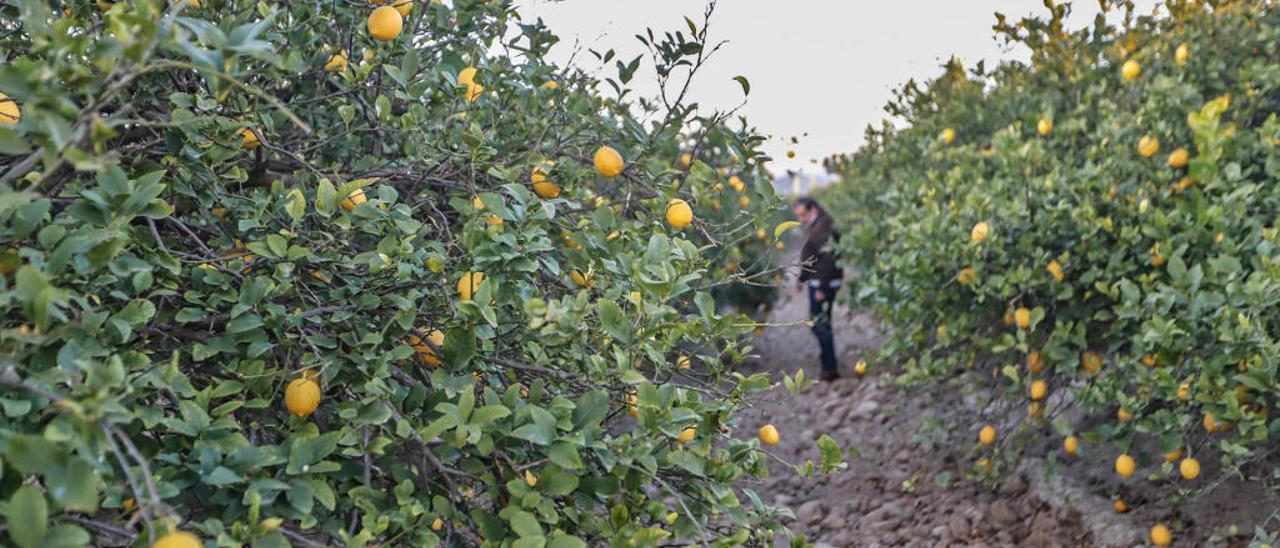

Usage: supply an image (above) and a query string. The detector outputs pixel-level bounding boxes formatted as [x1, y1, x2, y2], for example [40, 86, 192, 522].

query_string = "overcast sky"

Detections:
[513, 0, 1160, 173]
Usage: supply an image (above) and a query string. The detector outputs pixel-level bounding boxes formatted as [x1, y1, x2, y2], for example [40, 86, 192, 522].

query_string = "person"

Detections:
[793, 197, 843, 381]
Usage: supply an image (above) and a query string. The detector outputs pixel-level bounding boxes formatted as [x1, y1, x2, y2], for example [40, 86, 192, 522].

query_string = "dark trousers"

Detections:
[808, 285, 838, 375]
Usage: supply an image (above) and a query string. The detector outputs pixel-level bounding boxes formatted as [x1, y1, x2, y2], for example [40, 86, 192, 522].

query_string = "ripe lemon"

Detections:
[1142, 354, 1158, 367]
[1202, 412, 1217, 432]
[738, 196, 750, 208]
[1063, 435, 1079, 456]
[676, 356, 691, 369]
[1014, 307, 1031, 330]
[341, 188, 367, 212]
[979, 425, 996, 445]
[530, 162, 560, 198]
[1179, 457, 1200, 480]
[1167, 147, 1189, 168]
[1137, 135, 1160, 157]
[729, 175, 745, 192]
[409, 328, 444, 366]
[625, 393, 638, 417]
[239, 128, 261, 150]
[594, 146, 624, 177]
[1081, 352, 1103, 374]
[1117, 408, 1132, 423]
[1037, 118, 1053, 136]
[665, 199, 693, 229]
[391, 0, 412, 17]
[970, 221, 990, 242]
[1046, 260, 1064, 282]
[0, 92, 20, 125]
[431, 518, 444, 531]
[457, 271, 484, 301]
[285, 377, 321, 417]
[458, 67, 483, 101]
[1164, 448, 1183, 463]
[154, 531, 201, 548]
[940, 128, 956, 145]
[1121, 59, 1141, 81]
[368, 6, 404, 41]
[676, 427, 696, 445]
[570, 269, 593, 288]
[756, 228, 767, 240]
[1114, 500, 1129, 513]
[956, 267, 978, 286]
[1151, 524, 1172, 546]
[1177, 383, 1191, 400]
[854, 360, 867, 375]
[1175, 43, 1189, 65]
[679, 152, 692, 168]
[1115, 453, 1136, 478]
[758, 424, 780, 446]
[1027, 402, 1045, 421]
[1029, 380, 1047, 401]
[1028, 351, 1044, 374]
[324, 50, 349, 72]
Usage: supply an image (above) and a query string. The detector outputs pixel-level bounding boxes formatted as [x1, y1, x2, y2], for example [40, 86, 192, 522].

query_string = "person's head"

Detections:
[793, 197, 821, 224]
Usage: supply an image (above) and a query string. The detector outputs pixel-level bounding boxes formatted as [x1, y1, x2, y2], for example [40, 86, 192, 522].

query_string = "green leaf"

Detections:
[548, 442, 582, 469]
[46, 459, 99, 512]
[7, 487, 48, 548]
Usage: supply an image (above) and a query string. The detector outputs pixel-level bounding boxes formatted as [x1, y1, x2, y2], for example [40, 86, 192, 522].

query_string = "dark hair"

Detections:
[794, 197, 820, 211]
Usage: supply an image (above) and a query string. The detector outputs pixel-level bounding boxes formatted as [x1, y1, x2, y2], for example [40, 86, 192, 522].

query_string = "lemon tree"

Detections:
[0, 0, 834, 545]
[822, 0, 1279, 533]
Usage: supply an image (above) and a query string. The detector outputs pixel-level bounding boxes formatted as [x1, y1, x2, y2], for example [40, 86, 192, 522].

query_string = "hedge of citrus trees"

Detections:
[0, 0, 835, 545]
[822, 0, 1278, 541]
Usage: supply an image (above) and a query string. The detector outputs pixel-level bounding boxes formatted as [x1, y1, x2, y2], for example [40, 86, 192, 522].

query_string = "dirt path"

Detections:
[740, 287, 1094, 547]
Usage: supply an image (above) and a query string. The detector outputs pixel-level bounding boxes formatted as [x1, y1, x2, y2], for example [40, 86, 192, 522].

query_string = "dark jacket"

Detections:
[798, 209, 843, 292]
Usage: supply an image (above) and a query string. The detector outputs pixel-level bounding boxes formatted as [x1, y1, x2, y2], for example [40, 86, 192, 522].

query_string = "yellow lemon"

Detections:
[458, 67, 483, 101]
[1202, 412, 1218, 432]
[1063, 435, 1079, 456]
[524, 469, 537, 486]
[1047, 260, 1064, 282]
[940, 128, 956, 145]
[676, 427, 696, 445]
[285, 377, 321, 417]
[570, 269, 593, 288]
[1151, 524, 1172, 547]
[368, 6, 404, 41]
[625, 393, 638, 417]
[978, 425, 996, 445]
[679, 152, 692, 168]
[324, 50, 349, 72]
[1037, 118, 1053, 136]
[239, 128, 261, 150]
[758, 424, 779, 446]
[970, 221, 990, 242]
[1117, 408, 1132, 423]
[0, 92, 20, 126]
[1179, 457, 1200, 480]
[1081, 352, 1103, 374]
[1167, 147, 1189, 168]
[1143, 354, 1158, 367]
[738, 196, 750, 208]
[431, 518, 444, 531]
[1164, 448, 1183, 463]
[153, 531, 201, 548]
[1138, 135, 1160, 157]
[340, 188, 367, 212]
[1174, 43, 1189, 65]
[457, 271, 484, 301]
[1121, 59, 1141, 81]
[854, 360, 867, 375]
[676, 356, 691, 369]
[956, 267, 978, 286]
[1115, 500, 1129, 513]
[391, 0, 412, 17]
[1177, 382, 1190, 400]
[1115, 453, 1136, 478]
[409, 329, 444, 366]
[1028, 351, 1044, 374]
[666, 199, 693, 229]
[594, 146, 624, 177]
[532, 181, 561, 199]
[1029, 380, 1047, 401]
[1014, 307, 1031, 330]
[729, 175, 745, 192]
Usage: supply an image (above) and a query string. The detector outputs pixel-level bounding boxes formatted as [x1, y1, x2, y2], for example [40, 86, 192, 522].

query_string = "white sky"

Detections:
[512, 0, 1160, 174]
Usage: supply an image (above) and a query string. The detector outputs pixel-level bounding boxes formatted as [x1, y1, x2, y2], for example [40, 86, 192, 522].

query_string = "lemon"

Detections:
[1121, 59, 1141, 81]
[570, 269, 594, 288]
[676, 356, 691, 369]
[458, 67, 483, 101]
[940, 128, 956, 145]
[679, 152, 692, 168]
[676, 427, 696, 445]
[341, 188, 367, 212]
[391, 0, 412, 17]
[956, 267, 977, 286]
[1046, 260, 1064, 282]
[1037, 118, 1053, 136]
[1081, 352, 1103, 374]
[665, 199, 693, 229]
[524, 469, 537, 486]
[1014, 307, 1031, 330]
[1164, 448, 1183, 463]
[324, 50, 349, 72]
[1028, 351, 1044, 373]
[626, 393, 638, 417]
[1115, 453, 1136, 478]
[1138, 135, 1160, 157]
[738, 196, 750, 208]
[594, 146, 624, 177]
[786, 150, 796, 158]
[1179, 457, 1200, 480]
[431, 518, 444, 531]
[1114, 500, 1129, 513]
[1117, 408, 1132, 423]
[1151, 524, 1172, 546]
[285, 377, 321, 417]
[153, 531, 202, 548]
[1063, 435, 1079, 456]
[1175, 43, 1189, 65]
[1143, 354, 1158, 367]
[970, 221, 990, 242]
[0, 92, 20, 125]
[758, 424, 779, 446]
[854, 360, 867, 375]
[1202, 412, 1218, 432]
[979, 425, 996, 445]
[368, 6, 404, 41]
[457, 271, 484, 301]
[1167, 147, 1189, 168]
[1177, 382, 1190, 400]
[239, 128, 261, 150]
[530, 162, 560, 198]
[409, 329, 444, 366]
[1029, 380, 1047, 401]
[729, 175, 745, 192]
[756, 228, 767, 240]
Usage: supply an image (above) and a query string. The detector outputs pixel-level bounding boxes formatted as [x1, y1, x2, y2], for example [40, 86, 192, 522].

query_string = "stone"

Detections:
[796, 500, 825, 525]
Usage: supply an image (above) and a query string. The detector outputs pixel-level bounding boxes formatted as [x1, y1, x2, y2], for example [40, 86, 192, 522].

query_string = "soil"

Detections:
[737, 279, 1276, 547]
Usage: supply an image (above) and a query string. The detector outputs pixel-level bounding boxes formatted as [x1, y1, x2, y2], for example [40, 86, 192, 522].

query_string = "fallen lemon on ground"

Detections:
[758, 424, 779, 446]
[285, 377, 321, 417]
[594, 145, 624, 177]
